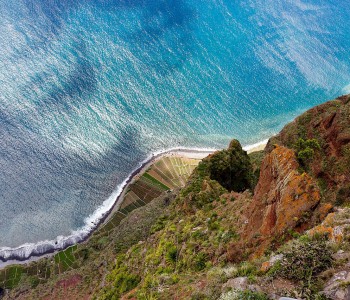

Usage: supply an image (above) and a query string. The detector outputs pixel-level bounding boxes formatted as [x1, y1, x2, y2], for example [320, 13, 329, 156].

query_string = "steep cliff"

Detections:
[243, 145, 321, 256]
[2, 94, 350, 300]
[268, 95, 350, 206]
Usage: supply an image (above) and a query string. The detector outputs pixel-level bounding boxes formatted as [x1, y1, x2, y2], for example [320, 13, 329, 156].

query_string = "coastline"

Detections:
[244, 139, 269, 153]
[103, 148, 213, 225]
[0, 141, 267, 269]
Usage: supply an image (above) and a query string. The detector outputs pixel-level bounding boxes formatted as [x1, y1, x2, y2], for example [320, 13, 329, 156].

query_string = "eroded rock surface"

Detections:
[243, 145, 320, 255]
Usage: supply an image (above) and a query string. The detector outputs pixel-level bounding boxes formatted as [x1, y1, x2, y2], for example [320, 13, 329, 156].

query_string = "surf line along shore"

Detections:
[0, 148, 214, 268]
[0, 141, 267, 269]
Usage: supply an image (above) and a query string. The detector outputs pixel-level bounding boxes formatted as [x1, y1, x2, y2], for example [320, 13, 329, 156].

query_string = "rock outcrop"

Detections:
[2, 95, 350, 300]
[243, 145, 321, 255]
[323, 270, 350, 300]
[268, 94, 350, 205]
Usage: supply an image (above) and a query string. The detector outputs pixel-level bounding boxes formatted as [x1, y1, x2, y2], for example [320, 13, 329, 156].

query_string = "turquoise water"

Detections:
[0, 0, 349, 259]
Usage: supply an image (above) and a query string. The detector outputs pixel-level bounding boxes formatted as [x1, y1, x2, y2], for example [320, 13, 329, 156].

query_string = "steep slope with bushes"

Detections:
[95, 94, 350, 300]
[2, 94, 350, 300]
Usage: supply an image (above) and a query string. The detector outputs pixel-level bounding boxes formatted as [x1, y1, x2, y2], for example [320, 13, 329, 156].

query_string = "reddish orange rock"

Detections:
[260, 261, 271, 272]
[308, 212, 344, 243]
[243, 145, 321, 255]
[319, 203, 334, 220]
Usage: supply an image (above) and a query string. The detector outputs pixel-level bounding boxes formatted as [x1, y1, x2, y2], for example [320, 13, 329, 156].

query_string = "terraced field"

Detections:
[99, 155, 200, 234]
[0, 154, 202, 291]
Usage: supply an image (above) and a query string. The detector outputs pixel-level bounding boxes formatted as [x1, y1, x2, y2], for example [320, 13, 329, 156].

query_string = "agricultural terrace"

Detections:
[0, 155, 201, 290]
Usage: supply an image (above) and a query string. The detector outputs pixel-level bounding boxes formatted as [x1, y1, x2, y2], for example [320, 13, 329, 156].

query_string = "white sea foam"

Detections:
[0, 147, 211, 263]
[1, 0, 348, 258]
[342, 83, 350, 94]
[0, 141, 267, 264]
[0, 153, 144, 262]
[243, 139, 269, 152]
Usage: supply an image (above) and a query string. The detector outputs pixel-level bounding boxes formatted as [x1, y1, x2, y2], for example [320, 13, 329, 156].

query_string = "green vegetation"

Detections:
[270, 96, 350, 210]
[94, 141, 259, 299]
[179, 140, 253, 210]
[273, 235, 333, 298]
[295, 138, 321, 166]
[3, 93, 350, 300]
[335, 183, 350, 206]
[0, 156, 200, 299]
[54, 245, 78, 272]
[2, 266, 23, 289]
[207, 140, 253, 192]
[142, 173, 170, 191]
[234, 290, 270, 300]
[150, 215, 169, 233]
[234, 261, 258, 277]
[248, 150, 265, 188]
[101, 260, 141, 300]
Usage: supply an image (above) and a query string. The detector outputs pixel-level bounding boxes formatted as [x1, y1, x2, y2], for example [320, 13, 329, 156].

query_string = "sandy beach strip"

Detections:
[102, 148, 214, 224]
[0, 141, 268, 269]
[244, 139, 268, 153]
[103, 140, 268, 224]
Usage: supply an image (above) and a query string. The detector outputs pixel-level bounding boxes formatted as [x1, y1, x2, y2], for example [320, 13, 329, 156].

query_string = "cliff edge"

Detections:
[1, 94, 350, 300]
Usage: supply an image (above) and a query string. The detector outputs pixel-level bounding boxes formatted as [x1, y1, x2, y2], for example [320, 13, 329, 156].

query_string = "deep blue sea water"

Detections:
[0, 0, 349, 259]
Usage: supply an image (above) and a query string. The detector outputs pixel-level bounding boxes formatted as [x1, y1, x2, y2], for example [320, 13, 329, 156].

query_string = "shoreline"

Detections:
[0, 141, 267, 269]
[244, 139, 269, 153]
[103, 148, 213, 225]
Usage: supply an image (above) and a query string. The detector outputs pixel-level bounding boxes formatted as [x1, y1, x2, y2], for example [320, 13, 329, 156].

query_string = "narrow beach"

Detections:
[0, 141, 267, 269]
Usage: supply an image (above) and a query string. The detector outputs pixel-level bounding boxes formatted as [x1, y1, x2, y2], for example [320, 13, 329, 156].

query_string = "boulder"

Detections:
[323, 270, 350, 300]
[222, 277, 248, 291]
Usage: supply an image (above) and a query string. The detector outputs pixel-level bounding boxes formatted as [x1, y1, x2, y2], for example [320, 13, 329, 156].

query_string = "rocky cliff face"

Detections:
[243, 145, 321, 256]
[2, 95, 350, 300]
[268, 95, 350, 205]
[236, 94, 350, 260]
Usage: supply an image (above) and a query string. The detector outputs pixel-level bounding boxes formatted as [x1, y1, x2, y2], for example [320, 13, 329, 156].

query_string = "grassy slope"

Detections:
[94, 95, 350, 300]
[0, 156, 200, 299]
[95, 141, 262, 299]
[2, 95, 350, 300]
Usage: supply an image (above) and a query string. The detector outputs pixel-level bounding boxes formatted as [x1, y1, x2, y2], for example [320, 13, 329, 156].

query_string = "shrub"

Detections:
[151, 215, 168, 233]
[279, 238, 332, 282]
[113, 269, 140, 294]
[295, 138, 321, 166]
[234, 290, 270, 300]
[335, 184, 350, 206]
[101, 265, 140, 299]
[29, 276, 40, 288]
[295, 138, 321, 152]
[298, 147, 315, 162]
[266, 260, 281, 278]
[165, 245, 178, 264]
[275, 237, 333, 297]
[193, 252, 208, 271]
[221, 229, 239, 243]
[208, 219, 220, 231]
[234, 261, 258, 277]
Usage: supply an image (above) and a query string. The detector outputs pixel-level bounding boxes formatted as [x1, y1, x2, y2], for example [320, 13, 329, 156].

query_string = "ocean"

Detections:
[0, 0, 349, 260]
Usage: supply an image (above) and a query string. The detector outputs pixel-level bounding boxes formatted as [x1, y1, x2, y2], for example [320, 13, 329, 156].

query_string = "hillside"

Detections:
[1, 94, 350, 300]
